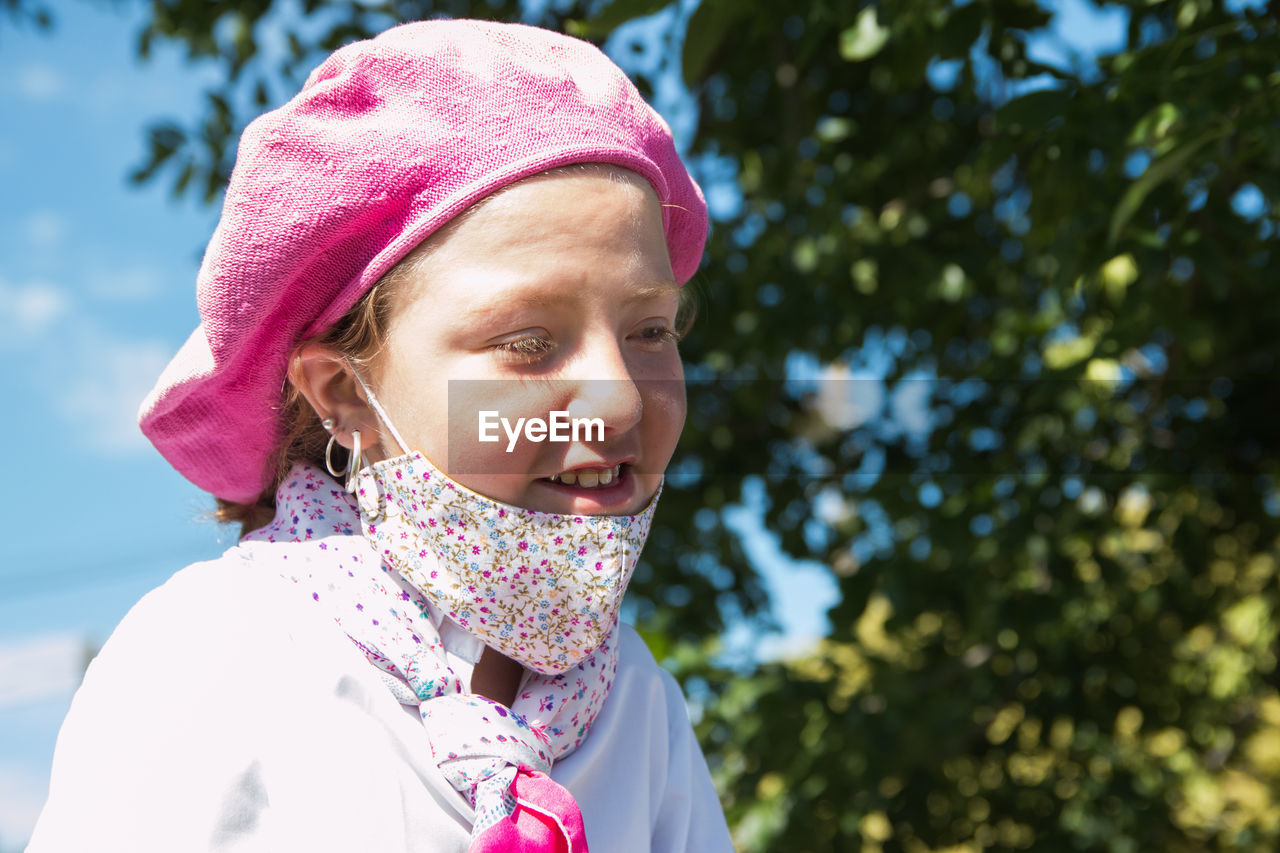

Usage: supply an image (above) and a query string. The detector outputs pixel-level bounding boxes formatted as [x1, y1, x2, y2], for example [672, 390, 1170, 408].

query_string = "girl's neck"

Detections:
[471, 646, 524, 706]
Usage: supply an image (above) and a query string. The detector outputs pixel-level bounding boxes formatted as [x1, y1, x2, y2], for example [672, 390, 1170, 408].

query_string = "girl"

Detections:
[30, 18, 732, 853]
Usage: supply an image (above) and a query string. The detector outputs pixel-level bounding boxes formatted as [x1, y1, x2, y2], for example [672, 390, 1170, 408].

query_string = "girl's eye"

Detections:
[492, 336, 555, 362]
[635, 325, 681, 347]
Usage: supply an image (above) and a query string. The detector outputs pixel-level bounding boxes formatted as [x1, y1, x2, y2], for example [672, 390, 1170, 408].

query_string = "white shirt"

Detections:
[28, 551, 733, 852]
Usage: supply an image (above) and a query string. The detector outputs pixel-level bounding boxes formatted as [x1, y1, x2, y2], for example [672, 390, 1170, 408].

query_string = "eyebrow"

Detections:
[461, 281, 679, 321]
[620, 282, 681, 304]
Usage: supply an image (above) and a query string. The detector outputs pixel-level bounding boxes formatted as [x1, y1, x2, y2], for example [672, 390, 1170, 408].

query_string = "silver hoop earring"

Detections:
[324, 434, 344, 478]
[346, 429, 363, 495]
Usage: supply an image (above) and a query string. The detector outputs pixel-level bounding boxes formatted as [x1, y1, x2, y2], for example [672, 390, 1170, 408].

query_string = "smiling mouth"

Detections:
[543, 463, 625, 489]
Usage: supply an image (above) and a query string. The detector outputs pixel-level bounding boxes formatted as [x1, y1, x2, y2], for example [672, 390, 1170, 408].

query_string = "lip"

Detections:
[549, 455, 637, 477]
[536, 462, 643, 514]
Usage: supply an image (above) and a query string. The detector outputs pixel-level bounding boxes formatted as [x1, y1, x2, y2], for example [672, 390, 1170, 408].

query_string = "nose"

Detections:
[563, 335, 642, 436]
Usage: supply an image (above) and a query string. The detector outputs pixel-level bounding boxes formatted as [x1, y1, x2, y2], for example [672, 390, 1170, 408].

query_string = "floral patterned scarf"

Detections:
[238, 464, 605, 850]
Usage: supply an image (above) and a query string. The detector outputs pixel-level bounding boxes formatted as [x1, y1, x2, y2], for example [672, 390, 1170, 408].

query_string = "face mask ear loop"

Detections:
[348, 365, 411, 456]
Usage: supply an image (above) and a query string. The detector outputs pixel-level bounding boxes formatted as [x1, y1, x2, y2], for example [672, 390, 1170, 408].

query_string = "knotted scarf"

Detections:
[239, 464, 604, 850]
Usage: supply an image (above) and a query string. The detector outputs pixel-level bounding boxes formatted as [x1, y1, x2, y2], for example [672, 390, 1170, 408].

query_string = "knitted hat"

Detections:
[138, 19, 707, 504]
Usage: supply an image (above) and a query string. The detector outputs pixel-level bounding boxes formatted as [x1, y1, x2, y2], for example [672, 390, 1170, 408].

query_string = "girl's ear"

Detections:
[291, 342, 387, 457]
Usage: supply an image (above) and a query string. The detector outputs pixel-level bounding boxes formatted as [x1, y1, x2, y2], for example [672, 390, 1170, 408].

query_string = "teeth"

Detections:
[548, 464, 622, 489]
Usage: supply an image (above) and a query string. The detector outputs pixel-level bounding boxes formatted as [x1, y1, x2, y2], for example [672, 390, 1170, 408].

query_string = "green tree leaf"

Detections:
[839, 7, 889, 62]
[1108, 126, 1228, 245]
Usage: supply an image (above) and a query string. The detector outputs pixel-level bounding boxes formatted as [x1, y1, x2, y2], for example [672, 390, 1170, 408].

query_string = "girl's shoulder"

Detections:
[91, 542, 333, 662]
[555, 623, 734, 852]
[613, 621, 686, 707]
[54, 544, 370, 761]
[33, 544, 469, 852]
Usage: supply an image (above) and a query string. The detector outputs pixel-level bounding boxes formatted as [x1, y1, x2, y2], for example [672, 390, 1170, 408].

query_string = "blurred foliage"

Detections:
[0, 0, 50, 30]
[28, 0, 1280, 848]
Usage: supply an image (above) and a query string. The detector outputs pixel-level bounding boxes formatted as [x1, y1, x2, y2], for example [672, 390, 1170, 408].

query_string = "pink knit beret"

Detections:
[138, 18, 707, 504]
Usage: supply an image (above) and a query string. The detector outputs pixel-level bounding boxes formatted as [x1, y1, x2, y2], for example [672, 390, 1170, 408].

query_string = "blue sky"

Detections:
[0, 0, 1137, 845]
[0, 4, 230, 843]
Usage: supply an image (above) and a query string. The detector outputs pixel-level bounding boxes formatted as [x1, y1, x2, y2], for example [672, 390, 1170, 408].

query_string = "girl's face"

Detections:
[361, 169, 686, 516]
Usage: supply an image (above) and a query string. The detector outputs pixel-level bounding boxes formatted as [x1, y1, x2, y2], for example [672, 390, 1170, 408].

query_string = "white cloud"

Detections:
[16, 63, 64, 101]
[0, 763, 47, 849]
[60, 334, 172, 452]
[0, 632, 80, 844]
[0, 632, 83, 712]
[85, 265, 162, 301]
[0, 275, 171, 454]
[0, 278, 69, 339]
[23, 210, 65, 249]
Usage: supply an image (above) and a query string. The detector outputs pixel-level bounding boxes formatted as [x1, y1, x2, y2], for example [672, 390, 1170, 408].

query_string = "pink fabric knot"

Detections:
[470, 769, 588, 853]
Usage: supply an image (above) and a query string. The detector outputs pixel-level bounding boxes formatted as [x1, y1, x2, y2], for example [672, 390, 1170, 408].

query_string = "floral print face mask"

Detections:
[351, 374, 661, 676]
